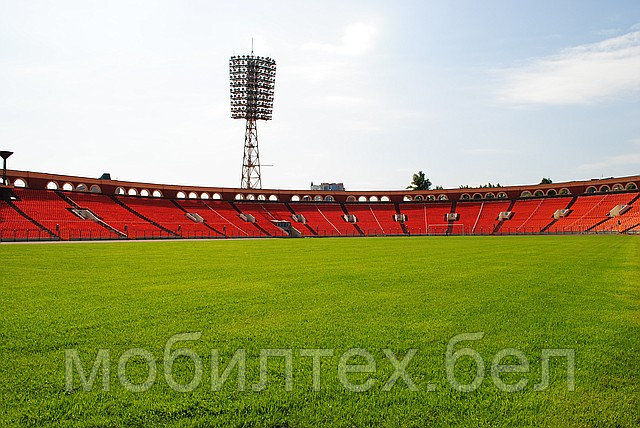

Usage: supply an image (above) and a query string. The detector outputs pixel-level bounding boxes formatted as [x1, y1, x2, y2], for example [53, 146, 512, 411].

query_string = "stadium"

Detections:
[1, 169, 639, 241]
[2, 2, 639, 427]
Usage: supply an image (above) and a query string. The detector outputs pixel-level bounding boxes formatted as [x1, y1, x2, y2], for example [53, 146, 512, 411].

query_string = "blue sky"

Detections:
[1, 0, 639, 190]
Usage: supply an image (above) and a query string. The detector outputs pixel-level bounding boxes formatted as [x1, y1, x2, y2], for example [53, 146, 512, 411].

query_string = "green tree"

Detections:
[540, 177, 553, 184]
[407, 171, 432, 190]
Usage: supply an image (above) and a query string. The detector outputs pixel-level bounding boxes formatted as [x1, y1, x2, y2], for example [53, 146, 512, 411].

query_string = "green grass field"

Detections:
[1, 236, 639, 426]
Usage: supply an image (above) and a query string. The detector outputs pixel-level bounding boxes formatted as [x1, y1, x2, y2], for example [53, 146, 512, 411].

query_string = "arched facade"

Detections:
[3, 170, 639, 205]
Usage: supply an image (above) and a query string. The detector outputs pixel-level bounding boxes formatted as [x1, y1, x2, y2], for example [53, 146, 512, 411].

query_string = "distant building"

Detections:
[311, 182, 345, 191]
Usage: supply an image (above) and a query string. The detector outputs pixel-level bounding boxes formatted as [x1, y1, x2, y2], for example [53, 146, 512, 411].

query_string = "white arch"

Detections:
[140, 189, 150, 197]
[269, 195, 278, 201]
[177, 191, 186, 199]
[358, 196, 367, 202]
[13, 178, 27, 188]
[212, 193, 222, 200]
[46, 181, 59, 190]
[115, 187, 125, 195]
[76, 183, 88, 192]
[380, 196, 390, 202]
[257, 194, 266, 200]
[153, 190, 163, 197]
[403, 195, 412, 201]
[438, 194, 448, 201]
[127, 188, 137, 196]
[291, 195, 301, 201]
[201, 192, 210, 199]
[235, 193, 244, 200]
[188, 192, 198, 199]
[369, 196, 379, 202]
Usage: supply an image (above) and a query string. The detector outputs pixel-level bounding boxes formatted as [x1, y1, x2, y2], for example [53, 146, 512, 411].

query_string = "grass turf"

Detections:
[1, 235, 639, 426]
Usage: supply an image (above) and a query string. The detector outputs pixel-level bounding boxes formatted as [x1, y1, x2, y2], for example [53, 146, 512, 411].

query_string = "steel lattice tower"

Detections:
[229, 53, 276, 190]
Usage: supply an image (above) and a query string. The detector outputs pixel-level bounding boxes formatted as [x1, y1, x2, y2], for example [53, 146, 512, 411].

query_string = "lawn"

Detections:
[1, 236, 639, 426]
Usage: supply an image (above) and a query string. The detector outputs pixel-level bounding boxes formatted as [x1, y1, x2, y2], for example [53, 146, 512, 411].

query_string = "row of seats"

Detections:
[1, 189, 639, 240]
[548, 193, 637, 233]
[69, 192, 164, 239]
[8, 189, 119, 240]
[344, 204, 404, 235]
[0, 200, 48, 240]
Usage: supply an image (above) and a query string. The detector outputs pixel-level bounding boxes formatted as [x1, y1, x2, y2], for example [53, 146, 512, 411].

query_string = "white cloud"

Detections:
[577, 153, 640, 171]
[498, 29, 640, 105]
[302, 22, 378, 55]
[320, 95, 367, 107]
[462, 147, 515, 155]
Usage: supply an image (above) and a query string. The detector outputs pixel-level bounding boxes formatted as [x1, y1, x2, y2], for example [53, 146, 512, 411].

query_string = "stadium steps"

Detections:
[541, 196, 577, 232]
[493, 200, 516, 235]
[229, 201, 272, 237]
[585, 217, 612, 232]
[471, 202, 484, 234]
[285, 202, 317, 236]
[57, 191, 127, 238]
[111, 196, 179, 237]
[555, 194, 617, 233]
[622, 219, 640, 233]
[394, 202, 409, 235]
[513, 198, 544, 233]
[170, 199, 225, 237]
[192, 200, 252, 237]
[625, 223, 640, 233]
[591, 193, 640, 233]
[235, 203, 290, 237]
[3, 198, 57, 239]
[340, 203, 364, 236]
[446, 201, 457, 235]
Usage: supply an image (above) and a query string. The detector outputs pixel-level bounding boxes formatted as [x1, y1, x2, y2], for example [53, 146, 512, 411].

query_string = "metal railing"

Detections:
[0, 225, 634, 242]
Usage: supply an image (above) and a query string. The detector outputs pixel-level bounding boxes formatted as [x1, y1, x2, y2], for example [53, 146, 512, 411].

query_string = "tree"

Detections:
[407, 171, 432, 191]
[540, 177, 553, 184]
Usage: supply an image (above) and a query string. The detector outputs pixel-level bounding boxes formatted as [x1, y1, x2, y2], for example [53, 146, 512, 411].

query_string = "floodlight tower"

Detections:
[229, 51, 276, 190]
